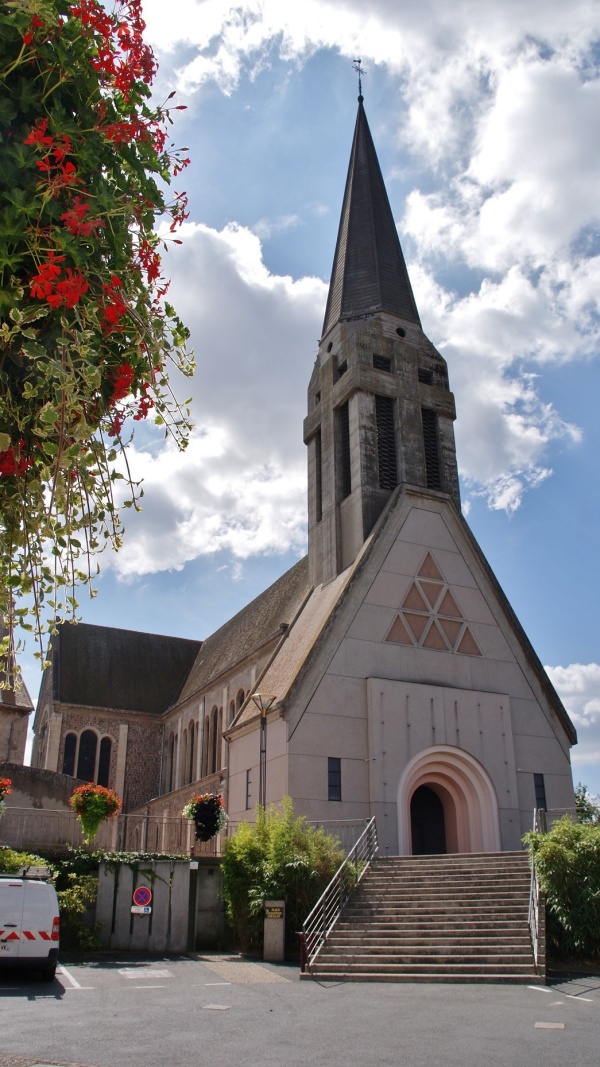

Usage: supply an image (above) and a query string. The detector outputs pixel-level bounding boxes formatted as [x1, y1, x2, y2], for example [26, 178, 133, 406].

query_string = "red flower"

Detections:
[110, 362, 135, 403]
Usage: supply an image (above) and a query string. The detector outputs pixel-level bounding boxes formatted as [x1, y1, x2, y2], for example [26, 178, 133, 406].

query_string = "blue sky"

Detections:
[21, 0, 600, 797]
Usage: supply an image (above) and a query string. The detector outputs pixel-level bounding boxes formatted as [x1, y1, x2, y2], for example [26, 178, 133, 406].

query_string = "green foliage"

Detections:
[524, 815, 600, 960]
[0, 845, 48, 871]
[0, 1, 194, 678]
[55, 871, 100, 950]
[575, 782, 600, 825]
[221, 798, 345, 954]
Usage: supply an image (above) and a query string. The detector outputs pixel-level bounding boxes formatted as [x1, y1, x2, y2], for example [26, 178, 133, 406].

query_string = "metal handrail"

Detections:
[299, 816, 378, 973]
[528, 808, 546, 974]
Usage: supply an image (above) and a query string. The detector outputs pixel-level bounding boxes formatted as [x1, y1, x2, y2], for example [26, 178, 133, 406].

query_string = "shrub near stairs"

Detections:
[524, 815, 600, 961]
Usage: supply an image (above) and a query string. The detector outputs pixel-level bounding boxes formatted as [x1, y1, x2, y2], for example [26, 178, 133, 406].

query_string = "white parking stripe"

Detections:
[59, 965, 92, 989]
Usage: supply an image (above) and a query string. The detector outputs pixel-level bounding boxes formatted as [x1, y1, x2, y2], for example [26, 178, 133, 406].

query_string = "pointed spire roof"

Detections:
[322, 97, 421, 339]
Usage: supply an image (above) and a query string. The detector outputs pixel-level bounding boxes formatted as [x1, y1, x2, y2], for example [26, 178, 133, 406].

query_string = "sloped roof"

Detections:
[230, 488, 577, 746]
[178, 555, 311, 702]
[321, 97, 421, 339]
[52, 622, 201, 715]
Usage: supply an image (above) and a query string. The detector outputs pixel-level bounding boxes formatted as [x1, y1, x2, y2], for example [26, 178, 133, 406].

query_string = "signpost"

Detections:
[131, 885, 152, 915]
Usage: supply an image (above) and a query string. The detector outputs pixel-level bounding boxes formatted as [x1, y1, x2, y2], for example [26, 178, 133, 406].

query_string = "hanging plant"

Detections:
[0, 776, 11, 820]
[182, 793, 228, 842]
[69, 782, 122, 844]
[0, 0, 195, 687]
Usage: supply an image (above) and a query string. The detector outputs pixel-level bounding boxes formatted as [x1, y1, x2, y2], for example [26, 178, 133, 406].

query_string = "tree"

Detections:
[0, 0, 194, 685]
[221, 799, 345, 954]
[575, 782, 600, 825]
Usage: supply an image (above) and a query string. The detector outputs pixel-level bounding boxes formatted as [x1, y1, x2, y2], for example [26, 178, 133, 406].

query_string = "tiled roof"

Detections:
[52, 623, 201, 715]
[322, 97, 421, 338]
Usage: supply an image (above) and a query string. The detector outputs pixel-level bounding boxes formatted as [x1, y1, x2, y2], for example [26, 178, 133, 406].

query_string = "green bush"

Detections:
[0, 846, 48, 872]
[524, 815, 600, 960]
[221, 798, 345, 954]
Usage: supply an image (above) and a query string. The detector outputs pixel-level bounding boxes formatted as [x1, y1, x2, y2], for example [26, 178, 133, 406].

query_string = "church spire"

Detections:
[321, 96, 421, 341]
[305, 93, 460, 588]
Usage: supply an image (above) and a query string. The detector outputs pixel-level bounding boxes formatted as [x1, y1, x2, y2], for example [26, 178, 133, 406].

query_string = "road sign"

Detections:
[131, 905, 152, 915]
[132, 885, 152, 907]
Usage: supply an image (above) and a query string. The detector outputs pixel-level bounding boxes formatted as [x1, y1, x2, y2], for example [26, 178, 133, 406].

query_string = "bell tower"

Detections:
[304, 95, 461, 587]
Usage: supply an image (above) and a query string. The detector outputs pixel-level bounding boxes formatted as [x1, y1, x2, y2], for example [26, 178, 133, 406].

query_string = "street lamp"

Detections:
[250, 692, 276, 810]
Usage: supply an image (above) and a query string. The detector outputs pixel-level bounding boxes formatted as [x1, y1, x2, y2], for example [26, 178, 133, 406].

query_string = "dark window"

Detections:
[534, 773, 547, 810]
[418, 368, 433, 385]
[246, 769, 252, 810]
[373, 354, 391, 372]
[338, 402, 351, 499]
[375, 395, 398, 491]
[189, 721, 195, 783]
[77, 730, 97, 781]
[315, 430, 322, 522]
[328, 757, 342, 802]
[97, 737, 111, 787]
[421, 408, 442, 490]
[336, 359, 347, 379]
[62, 733, 76, 777]
[211, 706, 218, 774]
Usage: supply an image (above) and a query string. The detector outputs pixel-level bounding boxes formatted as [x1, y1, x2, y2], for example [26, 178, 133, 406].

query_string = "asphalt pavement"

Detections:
[0, 954, 598, 1067]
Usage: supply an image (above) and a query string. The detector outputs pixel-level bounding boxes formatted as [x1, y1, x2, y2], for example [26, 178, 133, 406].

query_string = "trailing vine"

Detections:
[0, 0, 194, 686]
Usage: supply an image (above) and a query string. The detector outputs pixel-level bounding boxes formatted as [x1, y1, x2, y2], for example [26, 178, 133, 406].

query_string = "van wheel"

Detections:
[41, 964, 56, 982]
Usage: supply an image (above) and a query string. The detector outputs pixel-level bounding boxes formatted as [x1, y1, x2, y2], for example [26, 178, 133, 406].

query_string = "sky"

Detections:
[19, 0, 600, 797]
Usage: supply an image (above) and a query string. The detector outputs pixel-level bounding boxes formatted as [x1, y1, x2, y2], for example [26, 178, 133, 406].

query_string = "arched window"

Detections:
[229, 699, 235, 724]
[202, 714, 210, 778]
[77, 730, 97, 781]
[188, 720, 195, 783]
[182, 728, 188, 785]
[236, 688, 245, 710]
[167, 732, 175, 792]
[62, 733, 77, 777]
[210, 705, 218, 774]
[97, 737, 112, 788]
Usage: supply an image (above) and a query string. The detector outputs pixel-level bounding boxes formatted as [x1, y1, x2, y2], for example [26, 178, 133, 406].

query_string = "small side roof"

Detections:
[51, 622, 201, 715]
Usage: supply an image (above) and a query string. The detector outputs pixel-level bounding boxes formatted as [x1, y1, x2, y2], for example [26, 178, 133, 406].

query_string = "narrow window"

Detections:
[97, 737, 111, 788]
[168, 733, 175, 791]
[533, 773, 547, 811]
[328, 757, 342, 802]
[418, 368, 433, 385]
[375, 395, 398, 491]
[77, 730, 97, 781]
[189, 721, 195, 783]
[246, 769, 252, 810]
[421, 408, 442, 490]
[62, 733, 76, 777]
[338, 402, 351, 499]
[373, 354, 391, 372]
[315, 430, 322, 522]
[336, 359, 347, 380]
[211, 706, 218, 774]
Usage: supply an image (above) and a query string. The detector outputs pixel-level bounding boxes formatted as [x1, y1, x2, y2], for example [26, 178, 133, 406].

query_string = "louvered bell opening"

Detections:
[338, 402, 351, 499]
[373, 353, 392, 372]
[421, 407, 442, 490]
[375, 395, 398, 491]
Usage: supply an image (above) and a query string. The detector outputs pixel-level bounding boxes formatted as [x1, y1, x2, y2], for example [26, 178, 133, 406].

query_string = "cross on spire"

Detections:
[352, 57, 365, 99]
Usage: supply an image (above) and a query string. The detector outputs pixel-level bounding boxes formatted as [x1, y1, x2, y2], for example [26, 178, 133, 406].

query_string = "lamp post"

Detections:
[250, 692, 276, 810]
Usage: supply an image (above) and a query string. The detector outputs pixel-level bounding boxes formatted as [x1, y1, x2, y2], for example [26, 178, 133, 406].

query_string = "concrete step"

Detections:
[300, 971, 538, 984]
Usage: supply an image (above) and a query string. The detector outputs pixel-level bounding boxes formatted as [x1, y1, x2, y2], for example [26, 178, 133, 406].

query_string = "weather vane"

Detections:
[353, 58, 365, 98]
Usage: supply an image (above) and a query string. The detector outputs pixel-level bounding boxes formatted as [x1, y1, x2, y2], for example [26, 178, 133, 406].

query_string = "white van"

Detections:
[0, 867, 60, 981]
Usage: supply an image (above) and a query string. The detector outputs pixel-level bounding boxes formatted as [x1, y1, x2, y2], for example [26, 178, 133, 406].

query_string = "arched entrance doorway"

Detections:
[410, 785, 446, 854]
[397, 746, 501, 855]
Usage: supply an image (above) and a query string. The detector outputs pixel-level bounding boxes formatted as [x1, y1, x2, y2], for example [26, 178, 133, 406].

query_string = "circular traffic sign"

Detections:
[132, 885, 152, 907]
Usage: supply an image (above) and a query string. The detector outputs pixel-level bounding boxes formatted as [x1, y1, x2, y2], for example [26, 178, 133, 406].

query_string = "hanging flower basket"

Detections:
[69, 782, 122, 844]
[0, 776, 11, 821]
[182, 793, 228, 842]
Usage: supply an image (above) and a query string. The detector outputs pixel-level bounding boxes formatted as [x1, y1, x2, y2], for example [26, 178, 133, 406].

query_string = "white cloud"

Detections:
[546, 663, 600, 779]
[106, 221, 325, 577]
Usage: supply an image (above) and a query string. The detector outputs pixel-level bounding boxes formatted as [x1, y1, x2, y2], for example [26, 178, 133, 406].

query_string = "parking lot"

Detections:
[0, 955, 598, 1067]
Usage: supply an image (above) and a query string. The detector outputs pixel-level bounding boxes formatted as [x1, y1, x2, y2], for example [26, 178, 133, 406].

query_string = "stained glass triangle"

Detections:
[418, 552, 444, 581]
[437, 589, 463, 619]
[402, 583, 428, 612]
[438, 618, 463, 648]
[422, 619, 449, 650]
[456, 627, 482, 656]
[404, 612, 429, 642]
[386, 615, 414, 646]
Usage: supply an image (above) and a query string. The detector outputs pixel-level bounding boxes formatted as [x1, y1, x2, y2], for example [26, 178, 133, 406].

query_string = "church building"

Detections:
[31, 95, 577, 856]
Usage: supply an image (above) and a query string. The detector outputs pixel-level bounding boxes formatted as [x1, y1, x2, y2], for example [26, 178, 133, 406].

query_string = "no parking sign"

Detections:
[131, 885, 152, 914]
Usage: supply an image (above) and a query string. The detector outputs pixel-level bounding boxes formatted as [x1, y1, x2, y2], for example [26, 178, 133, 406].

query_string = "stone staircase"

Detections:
[306, 852, 541, 983]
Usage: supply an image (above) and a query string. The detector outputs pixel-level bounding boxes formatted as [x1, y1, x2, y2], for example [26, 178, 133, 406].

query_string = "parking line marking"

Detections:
[134, 984, 167, 988]
[206, 982, 231, 986]
[59, 965, 91, 989]
[535, 1022, 565, 1029]
[528, 985, 552, 994]
[565, 994, 594, 1002]
[203, 1004, 231, 1010]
